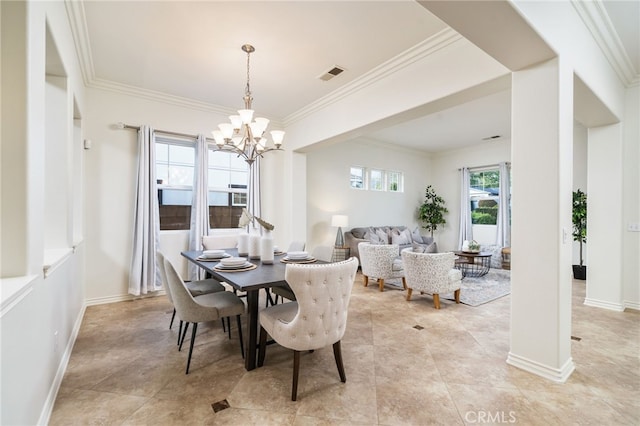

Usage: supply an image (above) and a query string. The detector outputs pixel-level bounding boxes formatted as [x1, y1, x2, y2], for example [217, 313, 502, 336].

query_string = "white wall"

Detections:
[573, 122, 588, 266]
[1, 2, 86, 425]
[305, 139, 432, 250]
[430, 139, 511, 252]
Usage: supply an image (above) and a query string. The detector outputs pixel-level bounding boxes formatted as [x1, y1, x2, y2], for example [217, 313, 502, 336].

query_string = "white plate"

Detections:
[283, 256, 315, 262]
[220, 257, 248, 267]
[286, 251, 308, 259]
[203, 249, 226, 258]
[215, 261, 253, 269]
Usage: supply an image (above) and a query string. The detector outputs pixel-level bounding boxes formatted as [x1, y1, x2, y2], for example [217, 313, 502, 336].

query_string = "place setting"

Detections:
[213, 256, 257, 272]
[280, 251, 317, 264]
[197, 249, 232, 261]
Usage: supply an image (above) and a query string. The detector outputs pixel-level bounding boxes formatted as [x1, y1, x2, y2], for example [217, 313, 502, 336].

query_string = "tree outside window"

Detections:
[469, 169, 500, 225]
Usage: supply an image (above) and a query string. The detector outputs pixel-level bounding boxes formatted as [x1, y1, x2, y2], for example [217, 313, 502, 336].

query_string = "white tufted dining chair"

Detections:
[257, 257, 359, 401]
[401, 250, 462, 309]
[358, 242, 406, 292]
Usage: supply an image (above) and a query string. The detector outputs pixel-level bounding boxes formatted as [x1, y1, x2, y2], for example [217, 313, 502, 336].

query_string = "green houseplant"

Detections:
[572, 189, 587, 280]
[418, 185, 448, 238]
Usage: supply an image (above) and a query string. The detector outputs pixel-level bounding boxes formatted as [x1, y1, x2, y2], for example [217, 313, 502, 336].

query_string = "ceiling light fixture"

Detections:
[211, 44, 284, 165]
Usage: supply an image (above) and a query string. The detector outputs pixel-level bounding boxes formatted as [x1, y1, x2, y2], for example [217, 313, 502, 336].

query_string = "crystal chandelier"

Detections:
[211, 44, 285, 165]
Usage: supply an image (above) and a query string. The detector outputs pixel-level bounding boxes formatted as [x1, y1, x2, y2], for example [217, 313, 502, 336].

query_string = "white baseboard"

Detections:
[37, 302, 87, 426]
[506, 352, 575, 383]
[86, 290, 166, 306]
[584, 297, 625, 311]
[624, 300, 640, 311]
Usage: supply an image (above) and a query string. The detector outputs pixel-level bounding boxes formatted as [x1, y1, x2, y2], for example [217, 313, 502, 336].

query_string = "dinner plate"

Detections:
[214, 261, 254, 270]
[220, 257, 248, 267]
[286, 251, 309, 260]
[203, 249, 226, 257]
[281, 256, 316, 263]
[197, 253, 231, 260]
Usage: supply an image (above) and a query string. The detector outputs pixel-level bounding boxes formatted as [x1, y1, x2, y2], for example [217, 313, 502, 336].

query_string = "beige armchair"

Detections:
[401, 250, 462, 309]
[358, 242, 406, 292]
[257, 258, 359, 401]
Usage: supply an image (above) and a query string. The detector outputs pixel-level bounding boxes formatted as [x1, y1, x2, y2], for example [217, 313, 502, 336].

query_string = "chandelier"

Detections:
[211, 44, 285, 165]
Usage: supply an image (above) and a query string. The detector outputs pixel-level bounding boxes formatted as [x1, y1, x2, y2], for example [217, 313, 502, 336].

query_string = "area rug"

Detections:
[442, 269, 511, 306]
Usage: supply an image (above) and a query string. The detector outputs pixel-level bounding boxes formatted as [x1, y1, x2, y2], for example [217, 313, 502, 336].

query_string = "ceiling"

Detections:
[78, 1, 638, 154]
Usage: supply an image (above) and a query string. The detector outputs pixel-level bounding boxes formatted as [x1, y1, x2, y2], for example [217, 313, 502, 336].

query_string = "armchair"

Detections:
[401, 250, 462, 309]
[358, 242, 406, 292]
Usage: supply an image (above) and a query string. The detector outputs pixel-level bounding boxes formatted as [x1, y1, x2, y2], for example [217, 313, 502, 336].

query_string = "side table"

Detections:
[454, 251, 492, 278]
[332, 246, 350, 262]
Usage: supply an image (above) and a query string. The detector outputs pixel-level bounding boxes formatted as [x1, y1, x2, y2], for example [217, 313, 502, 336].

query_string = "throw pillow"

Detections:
[376, 228, 389, 244]
[412, 241, 438, 253]
[411, 227, 424, 244]
[391, 228, 412, 245]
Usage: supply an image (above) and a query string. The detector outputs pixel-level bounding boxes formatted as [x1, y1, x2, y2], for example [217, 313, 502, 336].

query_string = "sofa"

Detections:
[344, 226, 434, 264]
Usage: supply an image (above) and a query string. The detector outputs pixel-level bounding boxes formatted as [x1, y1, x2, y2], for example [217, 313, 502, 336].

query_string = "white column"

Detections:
[585, 124, 624, 311]
[508, 58, 575, 382]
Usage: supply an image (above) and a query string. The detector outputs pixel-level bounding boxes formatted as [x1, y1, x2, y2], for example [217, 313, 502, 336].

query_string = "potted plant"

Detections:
[572, 189, 587, 280]
[418, 185, 448, 238]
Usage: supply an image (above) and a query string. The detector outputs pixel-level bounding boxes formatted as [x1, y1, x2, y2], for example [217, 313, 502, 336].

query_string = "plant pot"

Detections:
[572, 265, 587, 280]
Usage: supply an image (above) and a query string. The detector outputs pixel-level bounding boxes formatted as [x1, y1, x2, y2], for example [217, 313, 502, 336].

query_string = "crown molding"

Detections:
[283, 28, 463, 127]
[572, 0, 639, 88]
[65, 0, 94, 86]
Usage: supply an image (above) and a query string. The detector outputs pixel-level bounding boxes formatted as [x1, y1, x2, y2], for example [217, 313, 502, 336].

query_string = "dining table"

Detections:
[182, 248, 308, 371]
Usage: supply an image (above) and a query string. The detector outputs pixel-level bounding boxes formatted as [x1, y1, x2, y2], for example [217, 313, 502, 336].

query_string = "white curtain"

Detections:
[496, 161, 511, 248]
[188, 134, 210, 280]
[129, 125, 162, 296]
[247, 156, 261, 229]
[458, 167, 473, 249]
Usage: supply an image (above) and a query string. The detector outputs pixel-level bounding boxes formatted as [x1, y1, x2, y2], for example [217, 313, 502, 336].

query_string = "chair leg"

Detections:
[363, 275, 369, 287]
[406, 288, 413, 301]
[236, 315, 244, 359]
[333, 341, 347, 383]
[179, 322, 190, 351]
[169, 308, 176, 329]
[292, 350, 301, 401]
[265, 290, 275, 307]
[378, 279, 385, 292]
[177, 320, 183, 346]
[185, 323, 198, 374]
[433, 294, 441, 309]
[257, 326, 267, 367]
[226, 317, 231, 339]
[221, 318, 226, 333]
[401, 277, 407, 290]
[454, 289, 461, 304]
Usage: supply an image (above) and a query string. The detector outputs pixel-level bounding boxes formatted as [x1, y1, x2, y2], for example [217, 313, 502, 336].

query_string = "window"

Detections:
[208, 150, 249, 228]
[349, 166, 403, 192]
[350, 166, 364, 189]
[469, 169, 500, 225]
[156, 138, 195, 230]
[387, 171, 402, 192]
[369, 169, 384, 191]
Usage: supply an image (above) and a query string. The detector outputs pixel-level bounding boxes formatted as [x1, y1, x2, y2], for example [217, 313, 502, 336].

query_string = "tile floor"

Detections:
[50, 274, 639, 425]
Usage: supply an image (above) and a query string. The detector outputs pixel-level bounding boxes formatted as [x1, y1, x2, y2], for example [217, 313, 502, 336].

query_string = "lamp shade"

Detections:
[331, 215, 348, 228]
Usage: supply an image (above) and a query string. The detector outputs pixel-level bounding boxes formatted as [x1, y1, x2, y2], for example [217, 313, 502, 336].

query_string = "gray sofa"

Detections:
[344, 226, 434, 264]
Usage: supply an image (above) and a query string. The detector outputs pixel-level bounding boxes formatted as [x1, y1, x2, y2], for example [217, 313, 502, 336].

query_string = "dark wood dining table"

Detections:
[181, 248, 292, 371]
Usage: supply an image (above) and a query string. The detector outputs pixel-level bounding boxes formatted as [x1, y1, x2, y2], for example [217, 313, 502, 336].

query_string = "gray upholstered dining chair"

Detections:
[401, 250, 462, 309]
[358, 242, 406, 292]
[156, 252, 226, 335]
[163, 257, 246, 374]
[257, 257, 359, 401]
[287, 241, 306, 252]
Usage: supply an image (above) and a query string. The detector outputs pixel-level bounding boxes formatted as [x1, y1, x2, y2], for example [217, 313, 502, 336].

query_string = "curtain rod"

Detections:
[117, 122, 212, 142]
[458, 162, 510, 171]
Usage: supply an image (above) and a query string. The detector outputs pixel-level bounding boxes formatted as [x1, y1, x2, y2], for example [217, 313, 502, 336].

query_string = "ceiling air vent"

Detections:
[318, 66, 345, 81]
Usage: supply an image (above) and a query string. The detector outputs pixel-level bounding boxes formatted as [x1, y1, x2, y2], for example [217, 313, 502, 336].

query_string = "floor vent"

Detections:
[571, 335, 582, 341]
[212, 399, 230, 413]
[413, 325, 424, 330]
[318, 66, 345, 81]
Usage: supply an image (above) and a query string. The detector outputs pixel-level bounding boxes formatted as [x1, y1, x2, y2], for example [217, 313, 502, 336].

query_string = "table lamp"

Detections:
[331, 215, 349, 248]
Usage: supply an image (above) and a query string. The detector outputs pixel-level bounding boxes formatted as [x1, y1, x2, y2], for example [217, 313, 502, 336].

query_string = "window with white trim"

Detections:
[350, 166, 365, 189]
[387, 171, 403, 192]
[369, 169, 384, 191]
